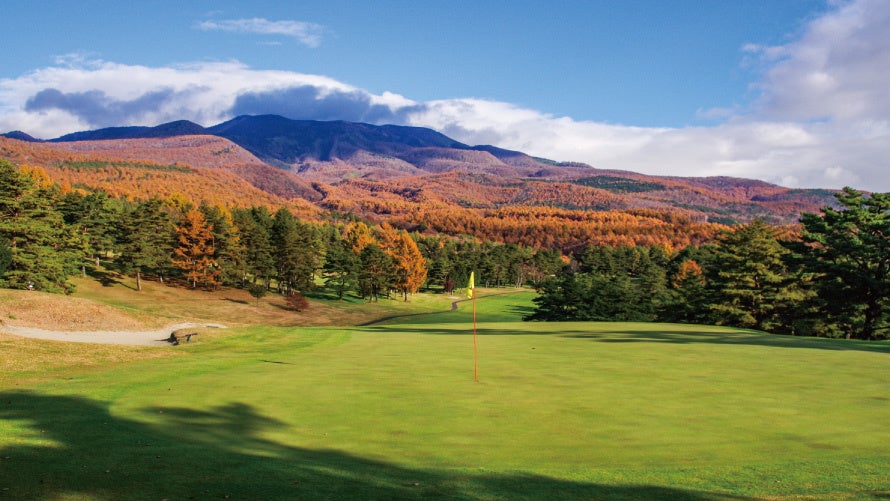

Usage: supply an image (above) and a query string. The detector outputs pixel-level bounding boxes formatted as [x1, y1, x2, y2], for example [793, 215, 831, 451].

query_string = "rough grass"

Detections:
[0, 333, 174, 387]
[70, 273, 457, 328]
[2, 287, 889, 499]
[0, 289, 163, 331]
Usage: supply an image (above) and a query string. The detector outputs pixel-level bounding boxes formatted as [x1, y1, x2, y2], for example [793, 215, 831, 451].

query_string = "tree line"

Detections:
[3, 158, 887, 339]
[527, 188, 890, 340]
[0, 159, 559, 301]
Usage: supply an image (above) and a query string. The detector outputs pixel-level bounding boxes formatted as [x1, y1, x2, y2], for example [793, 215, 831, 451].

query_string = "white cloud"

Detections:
[0, 60, 380, 135]
[196, 18, 324, 48]
[399, 0, 890, 190]
[748, 0, 890, 123]
[1, 0, 889, 191]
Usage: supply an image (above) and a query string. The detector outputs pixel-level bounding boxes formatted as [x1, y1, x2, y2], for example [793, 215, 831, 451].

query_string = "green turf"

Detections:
[2, 291, 890, 500]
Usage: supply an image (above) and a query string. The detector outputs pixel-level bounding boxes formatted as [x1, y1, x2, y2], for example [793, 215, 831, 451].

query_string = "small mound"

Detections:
[0, 290, 164, 331]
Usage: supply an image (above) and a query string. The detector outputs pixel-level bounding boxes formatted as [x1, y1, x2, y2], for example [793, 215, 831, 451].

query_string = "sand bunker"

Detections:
[1, 323, 226, 346]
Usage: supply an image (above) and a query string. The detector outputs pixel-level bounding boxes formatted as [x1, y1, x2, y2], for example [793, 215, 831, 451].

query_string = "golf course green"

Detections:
[1, 289, 889, 499]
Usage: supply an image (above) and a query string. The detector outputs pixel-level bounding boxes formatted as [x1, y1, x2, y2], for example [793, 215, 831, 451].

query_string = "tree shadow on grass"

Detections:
[0, 390, 752, 500]
[561, 327, 890, 354]
[364, 323, 890, 354]
[223, 297, 250, 305]
[85, 268, 125, 288]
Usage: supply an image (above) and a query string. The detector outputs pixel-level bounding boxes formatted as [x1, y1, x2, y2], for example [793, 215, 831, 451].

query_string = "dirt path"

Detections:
[1, 323, 226, 346]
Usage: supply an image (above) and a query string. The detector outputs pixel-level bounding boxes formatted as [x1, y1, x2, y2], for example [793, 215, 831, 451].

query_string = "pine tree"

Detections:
[323, 233, 360, 299]
[118, 198, 174, 291]
[789, 188, 890, 339]
[0, 160, 81, 292]
[358, 244, 395, 302]
[708, 220, 792, 331]
[0, 237, 10, 275]
[200, 203, 248, 287]
[59, 190, 121, 275]
[243, 207, 276, 287]
[271, 208, 321, 294]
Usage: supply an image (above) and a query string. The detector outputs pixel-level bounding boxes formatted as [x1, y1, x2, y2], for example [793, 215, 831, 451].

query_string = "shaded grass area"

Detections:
[0, 391, 756, 501]
[2, 289, 890, 499]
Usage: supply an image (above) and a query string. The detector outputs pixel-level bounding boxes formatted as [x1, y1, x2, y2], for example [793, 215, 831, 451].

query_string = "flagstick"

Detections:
[473, 288, 478, 383]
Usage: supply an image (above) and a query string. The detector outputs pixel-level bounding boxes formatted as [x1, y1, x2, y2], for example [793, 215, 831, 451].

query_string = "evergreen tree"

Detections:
[527, 246, 666, 322]
[0, 160, 81, 292]
[323, 232, 359, 299]
[0, 238, 10, 276]
[59, 190, 120, 275]
[200, 203, 248, 287]
[118, 198, 174, 291]
[415, 234, 452, 291]
[576, 245, 668, 321]
[358, 243, 395, 302]
[231, 208, 274, 287]
[707, 220, 792, 331]
[271, 208, 320, 294]
[525, 270, 590, 321]
[530, 248, 564, 285]
[661, 258, 711, 323]
[789, 188, 890, 339]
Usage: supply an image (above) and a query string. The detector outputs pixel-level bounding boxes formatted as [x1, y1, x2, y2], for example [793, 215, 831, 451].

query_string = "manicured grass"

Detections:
[2, 290, 889, 499]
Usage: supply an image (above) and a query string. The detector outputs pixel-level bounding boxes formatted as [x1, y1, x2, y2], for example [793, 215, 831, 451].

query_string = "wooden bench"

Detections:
[166, 332, 198, 345]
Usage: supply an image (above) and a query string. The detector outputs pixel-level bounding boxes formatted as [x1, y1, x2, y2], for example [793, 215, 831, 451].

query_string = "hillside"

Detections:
[1, 115, 840, 226]
[0, 136, 320, 212]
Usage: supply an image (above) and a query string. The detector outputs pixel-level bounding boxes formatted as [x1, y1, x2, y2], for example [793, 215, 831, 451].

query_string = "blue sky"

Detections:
[3, 0, 889, 190]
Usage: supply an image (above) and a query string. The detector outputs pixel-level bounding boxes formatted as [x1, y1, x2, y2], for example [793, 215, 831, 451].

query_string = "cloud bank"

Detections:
[1, 0, 888, 190]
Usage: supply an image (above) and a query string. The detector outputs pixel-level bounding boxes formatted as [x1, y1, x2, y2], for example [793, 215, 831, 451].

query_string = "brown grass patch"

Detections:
[70, 276, 406, 328]
[0, 289, 165, 331]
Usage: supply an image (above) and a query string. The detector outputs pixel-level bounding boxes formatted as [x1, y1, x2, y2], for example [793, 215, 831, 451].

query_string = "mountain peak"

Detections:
[207, 115, 470, 164]
[51, 120, 206, 142]
[0, 130, 42, 142]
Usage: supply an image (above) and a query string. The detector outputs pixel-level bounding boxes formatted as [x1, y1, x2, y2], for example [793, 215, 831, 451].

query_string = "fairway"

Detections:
[2, 292, 889, 499]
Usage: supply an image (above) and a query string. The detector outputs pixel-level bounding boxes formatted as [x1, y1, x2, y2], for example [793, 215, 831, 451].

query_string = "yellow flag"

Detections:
[467, 272, 475, 299]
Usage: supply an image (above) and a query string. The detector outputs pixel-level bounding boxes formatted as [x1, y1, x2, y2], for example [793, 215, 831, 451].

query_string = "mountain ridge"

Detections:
[0, 115, 838, 225]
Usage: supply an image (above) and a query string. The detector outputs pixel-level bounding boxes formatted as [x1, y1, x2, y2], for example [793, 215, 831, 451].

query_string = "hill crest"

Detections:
[1, 115, 838, 225]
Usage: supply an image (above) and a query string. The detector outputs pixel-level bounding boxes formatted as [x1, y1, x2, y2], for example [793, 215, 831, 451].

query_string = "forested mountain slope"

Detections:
[1, 115, 838, 225]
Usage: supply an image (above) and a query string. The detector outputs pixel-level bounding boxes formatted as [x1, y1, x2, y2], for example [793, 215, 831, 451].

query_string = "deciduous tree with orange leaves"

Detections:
[172, 208, 219, 289]
[377, 224, 427, 301]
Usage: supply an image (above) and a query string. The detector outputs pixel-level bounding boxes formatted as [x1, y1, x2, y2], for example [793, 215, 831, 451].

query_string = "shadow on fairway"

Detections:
[363, 324, 890, 354]
[359, 308, 454, 326]
[562, 329, 890, 354]
[0, 390, 752, 500]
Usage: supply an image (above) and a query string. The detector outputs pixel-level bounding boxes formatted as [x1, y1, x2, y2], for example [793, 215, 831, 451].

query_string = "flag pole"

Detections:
[467, 271, 478, 382]
[473, 286, 478, 383]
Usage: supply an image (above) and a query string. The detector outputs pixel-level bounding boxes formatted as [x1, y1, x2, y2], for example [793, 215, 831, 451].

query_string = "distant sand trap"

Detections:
[1, 323, 226, 346]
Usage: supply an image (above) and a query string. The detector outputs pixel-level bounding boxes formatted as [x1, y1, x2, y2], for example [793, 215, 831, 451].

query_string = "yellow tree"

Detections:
[378, 225, 427, 301]
[344, 221, 375, 254]
[172, 208, 219, 289]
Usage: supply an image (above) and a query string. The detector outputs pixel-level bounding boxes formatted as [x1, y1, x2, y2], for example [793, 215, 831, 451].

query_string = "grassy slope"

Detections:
[1, 286, 889, 499]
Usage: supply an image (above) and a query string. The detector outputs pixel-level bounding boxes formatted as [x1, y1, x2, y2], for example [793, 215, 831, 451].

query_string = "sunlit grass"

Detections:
[2, 287, 889, 499]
